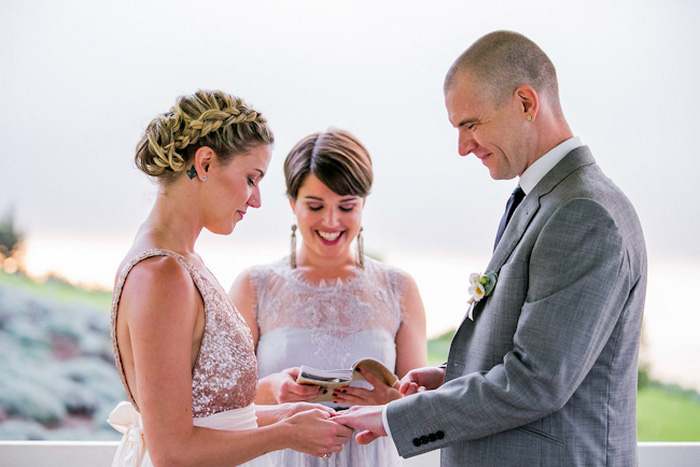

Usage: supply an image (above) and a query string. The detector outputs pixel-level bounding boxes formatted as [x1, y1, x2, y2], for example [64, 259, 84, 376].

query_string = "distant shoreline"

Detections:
[18, 235, 700, 393]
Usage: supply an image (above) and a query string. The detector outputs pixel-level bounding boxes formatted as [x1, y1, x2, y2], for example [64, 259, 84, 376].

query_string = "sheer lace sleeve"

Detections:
[383, 265, 410, 326]
[245, 265, 266, 322]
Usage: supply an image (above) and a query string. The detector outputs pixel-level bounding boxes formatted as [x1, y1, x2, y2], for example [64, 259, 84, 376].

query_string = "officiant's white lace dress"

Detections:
[248, 256, 408, 467]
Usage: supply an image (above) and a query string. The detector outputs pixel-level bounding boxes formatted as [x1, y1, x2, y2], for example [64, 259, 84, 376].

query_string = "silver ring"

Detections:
[321, 453, 331, 459]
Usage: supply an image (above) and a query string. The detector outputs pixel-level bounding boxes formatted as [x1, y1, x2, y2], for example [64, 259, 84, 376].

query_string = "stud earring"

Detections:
[201, 175, 207, 181]
[527, 115, 532, 121]
[290, 224, 297, 269]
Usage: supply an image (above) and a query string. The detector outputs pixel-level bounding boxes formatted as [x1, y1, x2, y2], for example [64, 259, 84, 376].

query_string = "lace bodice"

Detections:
[249, 256, 407, 368]
[111, 249, 258, 418]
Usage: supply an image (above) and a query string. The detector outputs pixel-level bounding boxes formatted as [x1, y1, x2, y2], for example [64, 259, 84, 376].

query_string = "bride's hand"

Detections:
[284, 408, 353, 457]
[330, 368, 401, 406]
[267, 368, 323, 403]
[256, 401, 335, 426]
[279, 402, 335, 420]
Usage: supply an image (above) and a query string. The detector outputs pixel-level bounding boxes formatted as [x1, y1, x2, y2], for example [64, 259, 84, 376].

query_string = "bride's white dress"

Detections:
[247, 256, 409, 467]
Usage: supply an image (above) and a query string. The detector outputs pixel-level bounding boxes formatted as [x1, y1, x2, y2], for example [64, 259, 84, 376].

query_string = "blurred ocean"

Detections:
[22, 232, 700, 392]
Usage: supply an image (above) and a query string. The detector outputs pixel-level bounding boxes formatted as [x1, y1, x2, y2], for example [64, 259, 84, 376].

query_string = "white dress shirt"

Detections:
[519, 136, 583, 194]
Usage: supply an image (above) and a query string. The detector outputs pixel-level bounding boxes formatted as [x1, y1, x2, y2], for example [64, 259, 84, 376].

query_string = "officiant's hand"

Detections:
[331, 367, 401, 406]
[262, 367, 323, 403]
[399, 366, 445, 396]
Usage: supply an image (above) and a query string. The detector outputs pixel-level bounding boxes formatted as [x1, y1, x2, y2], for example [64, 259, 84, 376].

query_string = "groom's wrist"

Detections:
[381, 405, 393, 439]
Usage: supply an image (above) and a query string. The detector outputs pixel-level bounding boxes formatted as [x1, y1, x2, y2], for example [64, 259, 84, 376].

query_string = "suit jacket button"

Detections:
[436, 430, 445, 439]
[428, 433, 437, 442]
[420, 436, 429, 445]
[413, 438, 421, 447]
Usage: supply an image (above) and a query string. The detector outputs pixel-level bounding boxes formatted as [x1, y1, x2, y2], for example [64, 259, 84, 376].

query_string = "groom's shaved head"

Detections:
[445, 30, 561, 110]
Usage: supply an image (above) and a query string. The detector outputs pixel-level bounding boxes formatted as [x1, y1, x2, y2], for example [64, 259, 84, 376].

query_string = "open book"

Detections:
[296, 358, 398, 402]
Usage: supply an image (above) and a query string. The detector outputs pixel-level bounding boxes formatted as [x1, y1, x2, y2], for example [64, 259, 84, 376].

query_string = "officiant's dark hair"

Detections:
[284, 129, 373, 201]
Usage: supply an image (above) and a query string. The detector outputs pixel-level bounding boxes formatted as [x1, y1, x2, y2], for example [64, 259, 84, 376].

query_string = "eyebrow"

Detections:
[457, 117, 479, 128]
[254, 168, 265, 178]
[302, 196, 361, 202]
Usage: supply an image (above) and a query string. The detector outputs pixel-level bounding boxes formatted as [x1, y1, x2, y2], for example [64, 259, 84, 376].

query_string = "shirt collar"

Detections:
[519, 136, 583, 194]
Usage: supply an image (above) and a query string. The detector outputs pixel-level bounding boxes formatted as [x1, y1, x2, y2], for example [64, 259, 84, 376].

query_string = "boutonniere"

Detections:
[466, 270, 497, 321]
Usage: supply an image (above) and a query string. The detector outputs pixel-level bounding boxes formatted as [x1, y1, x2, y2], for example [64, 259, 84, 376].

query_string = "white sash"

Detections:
[107, 401, 258, 467]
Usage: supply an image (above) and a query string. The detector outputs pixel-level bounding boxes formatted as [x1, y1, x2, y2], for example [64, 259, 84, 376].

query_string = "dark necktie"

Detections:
[494, 185, 525, 250]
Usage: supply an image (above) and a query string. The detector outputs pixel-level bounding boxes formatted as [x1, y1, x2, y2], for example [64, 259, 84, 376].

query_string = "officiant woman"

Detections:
[229, 128, 427, 466]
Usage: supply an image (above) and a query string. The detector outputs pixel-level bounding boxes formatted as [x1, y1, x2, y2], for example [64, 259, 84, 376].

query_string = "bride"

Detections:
[229, 128, 427, 466]
[109, 90, 352, 466]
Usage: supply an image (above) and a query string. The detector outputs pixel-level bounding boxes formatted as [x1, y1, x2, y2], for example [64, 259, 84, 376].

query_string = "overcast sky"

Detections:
[2, 0, 699, 268]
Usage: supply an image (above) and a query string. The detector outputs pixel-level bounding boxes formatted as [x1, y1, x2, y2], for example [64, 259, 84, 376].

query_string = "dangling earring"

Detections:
[290, 224, 297, 269]
[356, 227, 364, 269]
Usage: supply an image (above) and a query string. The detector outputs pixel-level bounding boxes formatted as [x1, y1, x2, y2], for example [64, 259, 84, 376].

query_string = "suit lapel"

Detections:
[487, 146, 595, 271]
[458, 146, 596, 325]
[456, 196, 540, 324]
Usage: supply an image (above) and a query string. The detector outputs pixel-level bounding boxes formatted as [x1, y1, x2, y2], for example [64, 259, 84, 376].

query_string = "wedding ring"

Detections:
[321, 453, 331, 459]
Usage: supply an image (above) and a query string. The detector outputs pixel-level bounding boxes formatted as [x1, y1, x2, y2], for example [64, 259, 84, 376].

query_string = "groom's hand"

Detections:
[332, 406, 387, 445]
[399, 366, 445, 396]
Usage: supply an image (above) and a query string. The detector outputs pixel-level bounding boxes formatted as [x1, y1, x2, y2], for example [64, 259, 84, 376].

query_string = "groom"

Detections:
[334, 30, 647, 465]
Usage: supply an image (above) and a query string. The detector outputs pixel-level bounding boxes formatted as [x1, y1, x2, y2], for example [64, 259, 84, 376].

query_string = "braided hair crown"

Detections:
[135, 90, 274, 182]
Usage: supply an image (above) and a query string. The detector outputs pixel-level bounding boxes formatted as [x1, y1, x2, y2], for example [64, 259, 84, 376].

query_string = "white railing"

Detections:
[1, 441, 699, 466]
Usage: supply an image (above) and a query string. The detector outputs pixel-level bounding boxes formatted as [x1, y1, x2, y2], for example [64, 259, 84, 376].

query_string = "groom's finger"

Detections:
[329, 411, 356, 428]
[400, 381, 418, 396]
[355, 429, 380, 445]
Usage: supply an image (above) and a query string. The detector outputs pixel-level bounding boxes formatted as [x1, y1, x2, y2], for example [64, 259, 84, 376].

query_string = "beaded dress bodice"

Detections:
[111, 249, 258, 418]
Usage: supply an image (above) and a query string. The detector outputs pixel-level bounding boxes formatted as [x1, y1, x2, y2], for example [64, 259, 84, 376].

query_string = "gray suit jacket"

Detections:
[387, 147, 647, 466]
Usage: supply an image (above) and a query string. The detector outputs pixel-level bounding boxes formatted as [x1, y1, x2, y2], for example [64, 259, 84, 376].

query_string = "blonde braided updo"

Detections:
[135, 90, 274, 182]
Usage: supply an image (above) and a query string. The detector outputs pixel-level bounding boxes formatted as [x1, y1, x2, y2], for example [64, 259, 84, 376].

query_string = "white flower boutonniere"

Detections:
[466, 270, 497, 320]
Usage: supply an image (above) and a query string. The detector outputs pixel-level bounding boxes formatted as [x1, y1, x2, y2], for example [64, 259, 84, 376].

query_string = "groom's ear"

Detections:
[514, 85, 538, 120]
